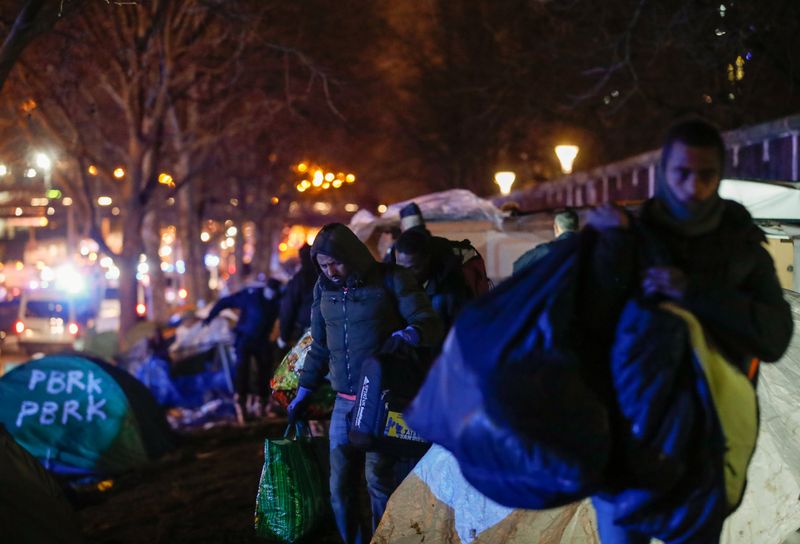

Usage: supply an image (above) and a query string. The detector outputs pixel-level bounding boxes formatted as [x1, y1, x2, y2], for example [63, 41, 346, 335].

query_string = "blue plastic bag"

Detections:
[406, 233, 611, 509]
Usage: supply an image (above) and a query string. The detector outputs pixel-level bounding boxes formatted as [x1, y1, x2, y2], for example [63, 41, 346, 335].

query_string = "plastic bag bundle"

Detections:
[270, 331, 334, 418]
[406, 233, 611, 509]
[254, 423, 329, 542]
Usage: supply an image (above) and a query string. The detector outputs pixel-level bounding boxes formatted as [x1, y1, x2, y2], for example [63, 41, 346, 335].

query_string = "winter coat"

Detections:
[638, 199, 792, 370]
[279, 247, 318, 343]
[206, 284, 279, 341]
[424, 237, 473, 333]
[513, 231, 577, 275]
[299, 224, 442, 394]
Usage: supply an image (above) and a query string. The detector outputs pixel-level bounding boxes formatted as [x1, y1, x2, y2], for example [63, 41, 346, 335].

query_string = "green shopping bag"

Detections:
[254, 423, 329, 542]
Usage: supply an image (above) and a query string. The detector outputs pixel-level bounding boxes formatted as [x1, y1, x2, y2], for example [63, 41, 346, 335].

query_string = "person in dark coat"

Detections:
[395, 228, 472, 334]
[204, 269, 281, 420]
[277, 244, 318, 348]
[585, 119, 793, 543]
[287, 223, 442, 544]
[512, 208, 579, 275]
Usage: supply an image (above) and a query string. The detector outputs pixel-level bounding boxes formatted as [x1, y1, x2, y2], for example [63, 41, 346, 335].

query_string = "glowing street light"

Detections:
[97, 196, 113, 206]
[87, 165, 98, 175]
[34, 152, 52, 171]
[554, 145, 580, 174]
[0, 164, 7, 176]
[494, 171, 516, 195]
[113, 167, 125, 179]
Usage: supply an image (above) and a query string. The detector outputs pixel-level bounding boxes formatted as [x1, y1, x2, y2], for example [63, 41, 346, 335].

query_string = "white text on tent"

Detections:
[27, 369, 104, 395]
[16, 396, 108, 427]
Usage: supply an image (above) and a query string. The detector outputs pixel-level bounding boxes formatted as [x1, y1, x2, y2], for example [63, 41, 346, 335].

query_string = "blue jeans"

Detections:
[592, 497, 651, 544]
[329, 397, 418, 544]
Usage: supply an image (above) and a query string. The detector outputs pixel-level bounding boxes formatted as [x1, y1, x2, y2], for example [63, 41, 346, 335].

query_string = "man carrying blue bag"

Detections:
[407, 119, 792, 543]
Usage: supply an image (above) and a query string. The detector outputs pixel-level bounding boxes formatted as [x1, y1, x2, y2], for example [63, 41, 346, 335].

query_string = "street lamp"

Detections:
[554, 145, 580, 174]
[34, 152, 51, 171]
[494, 171, 516, 195]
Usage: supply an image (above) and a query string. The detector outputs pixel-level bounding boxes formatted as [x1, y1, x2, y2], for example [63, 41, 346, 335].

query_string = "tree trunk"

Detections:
[255, 213, 276, 278]
[142, 210, 170, 324]
[117, 250, 140, 350]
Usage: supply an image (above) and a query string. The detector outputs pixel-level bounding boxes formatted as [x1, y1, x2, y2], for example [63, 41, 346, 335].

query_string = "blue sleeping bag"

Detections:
[405, 233, 611, 508]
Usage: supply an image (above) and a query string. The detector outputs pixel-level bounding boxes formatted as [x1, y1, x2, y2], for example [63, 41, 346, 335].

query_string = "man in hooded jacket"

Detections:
[395, 227, 472, 334]
[584, 119, 793, 543]
[278, 244, 318, 348]
[288, 223, 442, 544]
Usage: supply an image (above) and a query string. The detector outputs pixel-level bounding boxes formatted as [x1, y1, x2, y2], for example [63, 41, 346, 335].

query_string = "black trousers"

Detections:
[234, 336, 273, 399]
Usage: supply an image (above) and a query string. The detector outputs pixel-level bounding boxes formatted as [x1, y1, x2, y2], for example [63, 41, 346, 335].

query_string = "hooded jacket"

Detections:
[299, 224, 442, 394]
[279, 245, 318, 343]
[423, 236, 473, 333]
[206, 281, 277, 340]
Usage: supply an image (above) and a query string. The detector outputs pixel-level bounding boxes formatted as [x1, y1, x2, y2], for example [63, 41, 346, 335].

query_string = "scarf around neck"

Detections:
[645, 173, 725, 237]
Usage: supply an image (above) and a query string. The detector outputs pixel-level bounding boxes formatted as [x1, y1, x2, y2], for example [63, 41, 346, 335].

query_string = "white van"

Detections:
[15, 290, 82, 355]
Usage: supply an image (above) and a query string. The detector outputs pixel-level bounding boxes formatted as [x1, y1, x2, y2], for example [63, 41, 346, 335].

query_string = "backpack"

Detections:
[449, 239, 491, 297]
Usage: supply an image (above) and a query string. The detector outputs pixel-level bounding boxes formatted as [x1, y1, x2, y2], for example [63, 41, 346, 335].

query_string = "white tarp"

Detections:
[719, 179, 800, 221]
[721, 290, 800, 543]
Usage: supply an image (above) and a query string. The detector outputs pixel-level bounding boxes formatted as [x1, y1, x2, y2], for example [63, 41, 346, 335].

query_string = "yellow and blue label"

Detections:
[384, 411, 426, 443]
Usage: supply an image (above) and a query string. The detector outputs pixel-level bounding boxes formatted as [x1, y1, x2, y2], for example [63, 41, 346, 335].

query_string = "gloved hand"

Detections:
[277, 337, 288, 350]
[391, 325, 421, 347]
[287, 386, 313, 423]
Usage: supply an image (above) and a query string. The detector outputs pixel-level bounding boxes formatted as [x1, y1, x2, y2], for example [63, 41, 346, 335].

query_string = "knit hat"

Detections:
[399, 202, 424, 231]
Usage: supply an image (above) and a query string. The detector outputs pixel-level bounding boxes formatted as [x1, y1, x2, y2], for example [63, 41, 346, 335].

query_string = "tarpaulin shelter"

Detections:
[0, 423, 83, 543]
[0, 354, 174, 475]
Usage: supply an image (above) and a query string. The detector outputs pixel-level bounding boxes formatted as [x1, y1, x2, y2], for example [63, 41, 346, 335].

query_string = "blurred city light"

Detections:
[494, 171, 516, 195]
[62, 197, 73, 206]
[377, 204, 388, 214]
[555, 145, 580, 174]
[34, 152, 52, 171]
[55, 264, 85, 294]
[344, 203, 359, 213]
[226, 226, 237, 237]
[88, 165, 98, 175]
[113, 167, 125, 179]
[204, 254, 220, 267]
[25, 168, 37, 178]
[200, 231, 210, 242]
[97, 196, 113, 206]
[0, 164, 8, 176]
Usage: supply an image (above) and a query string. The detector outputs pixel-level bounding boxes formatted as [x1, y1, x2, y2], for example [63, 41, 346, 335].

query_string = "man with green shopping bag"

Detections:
[288, 223, 442, 544]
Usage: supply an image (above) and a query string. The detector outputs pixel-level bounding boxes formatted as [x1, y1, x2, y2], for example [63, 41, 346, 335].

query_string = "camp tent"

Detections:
[376, 291, 800, 544]
[0, 354, 174, 475]
[0, 423, 83, 544]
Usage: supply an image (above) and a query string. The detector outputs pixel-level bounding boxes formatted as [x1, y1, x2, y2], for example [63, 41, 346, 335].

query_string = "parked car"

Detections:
[15, 290, 83, 355]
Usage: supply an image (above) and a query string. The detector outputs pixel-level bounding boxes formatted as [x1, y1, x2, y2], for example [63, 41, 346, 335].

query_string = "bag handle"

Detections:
[283, 421, 312, 439]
